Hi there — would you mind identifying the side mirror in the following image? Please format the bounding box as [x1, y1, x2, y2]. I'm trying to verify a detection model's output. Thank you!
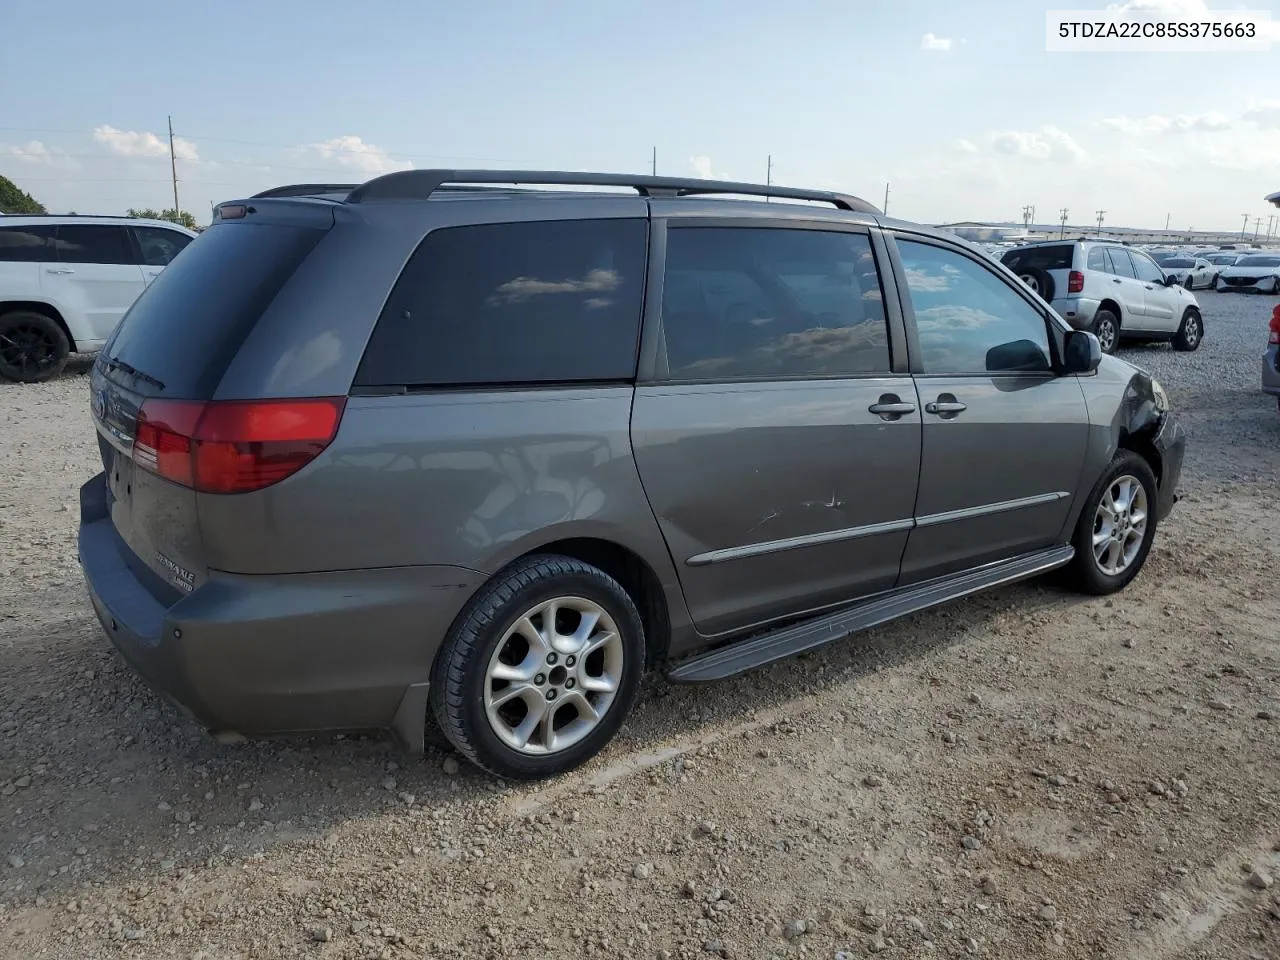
[1062, 330, 1101, 374]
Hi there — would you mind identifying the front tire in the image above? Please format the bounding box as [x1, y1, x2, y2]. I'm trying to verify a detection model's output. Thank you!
[0, 311, 70, 383]
[1182, 275, 1193, 290]
[431, 555, 645, 780]
[1092, 309, 1120, 354]
[1172, 308, 1202, 351]
[1066, 450, 1159, 595]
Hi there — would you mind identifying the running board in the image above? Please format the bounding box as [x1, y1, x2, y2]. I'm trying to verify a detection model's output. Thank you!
[667, 546, 1074, 683]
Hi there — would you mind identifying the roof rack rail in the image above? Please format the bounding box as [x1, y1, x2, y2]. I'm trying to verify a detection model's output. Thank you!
[251, 183, 359, 199]
[344, 169, 879, 213]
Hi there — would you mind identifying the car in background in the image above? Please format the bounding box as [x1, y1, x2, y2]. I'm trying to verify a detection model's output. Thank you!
[1153, 253, 1216, 290]
[0, 215, 196, 383]
[1200, 251, 1246, 275]
[1001, 239, 1203, 353]
[1264, 304, 1280, 413]
[1215, 254, 1280, 294]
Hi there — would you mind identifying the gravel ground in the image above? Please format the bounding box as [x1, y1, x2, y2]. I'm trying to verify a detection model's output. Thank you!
[1, 291, 1278, 960]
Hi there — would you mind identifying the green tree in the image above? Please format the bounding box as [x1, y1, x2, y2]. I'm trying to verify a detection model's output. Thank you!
[127, 207, 199, 230]
[0, 174, 46, 214]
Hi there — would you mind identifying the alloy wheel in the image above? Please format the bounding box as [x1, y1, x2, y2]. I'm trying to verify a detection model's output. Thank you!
[1096, 318, 1117, 353]
[0, 323, 59, 378]
[483, 596, 624, 755]
[1092, 475, 1148, 576]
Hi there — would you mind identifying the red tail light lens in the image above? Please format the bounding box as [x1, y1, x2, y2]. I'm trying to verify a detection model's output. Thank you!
[133, 398, 345, 494]
[1067, 270, 1085, 294]
[1270, 306, 1280, 345]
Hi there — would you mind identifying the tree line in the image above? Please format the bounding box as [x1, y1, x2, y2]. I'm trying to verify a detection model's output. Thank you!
[2, 174, 198, 228]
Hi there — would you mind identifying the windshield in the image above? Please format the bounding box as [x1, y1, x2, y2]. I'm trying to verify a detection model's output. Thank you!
[1236, 256, 1280, 267]
[1159, 258, 1193, 268]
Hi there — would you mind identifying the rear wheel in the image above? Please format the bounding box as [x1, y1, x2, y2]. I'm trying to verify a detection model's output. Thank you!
[1066, 450, 1159, 595]
[1018, 268, 1056, 302]
[0, 311, 70, 383]
[431, 555, 645, 780]
[1092, 309, 1120, 354]
[1172, 309, 1202, 351]
[1182, 275, 1193, 289]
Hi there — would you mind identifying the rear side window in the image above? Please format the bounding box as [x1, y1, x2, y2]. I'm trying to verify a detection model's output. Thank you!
[356, 219, 647, 388]
[53, 225, 134, 265]
[1000, 245, 1074, 272]
[660, 227, 890, 380]
[105, 222, 326, 398]
[1086, 247, 1107, 271]
[0, 224, 54, 262]
[1105, 248, 1137, 278]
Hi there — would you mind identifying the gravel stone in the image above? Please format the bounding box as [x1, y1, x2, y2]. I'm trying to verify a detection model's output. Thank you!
[442, 756, 460, 776]
[632, 862, 654, 880]
[1248, 870, 1274, 890]
[1038, 905, 1058, 923]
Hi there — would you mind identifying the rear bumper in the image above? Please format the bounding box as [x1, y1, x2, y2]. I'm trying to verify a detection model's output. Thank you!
[1262, 345, 1280, 396]
[77, 473, 484, 749]
[1152, 412, 1186, 521]
[1050, 296, 1100, 330]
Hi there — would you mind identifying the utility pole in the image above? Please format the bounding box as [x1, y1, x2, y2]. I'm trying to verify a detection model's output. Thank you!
[766, 155, 772, 186]
[1059, 207, 1069, 238]
[1253, 216, 1263, 241]
[1021, 204, 1034, 231]
[651, 146, 656, 176]
[1095, 209, 1105, 233]
[167, 115, 180, 217]
[1268, 214, 1277, 241]
[1164, 212, 1171, 232]
[1241, 213, 1250, 239]
[883, 182, 889, 215]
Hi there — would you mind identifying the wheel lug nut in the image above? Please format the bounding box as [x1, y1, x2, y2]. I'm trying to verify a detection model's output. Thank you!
[534, 674, 546, 686]
[565, 678, 576, 689]
[546, 653, 558, 665]
[566, 655, 576, 667]
[546, 689, 558, 701]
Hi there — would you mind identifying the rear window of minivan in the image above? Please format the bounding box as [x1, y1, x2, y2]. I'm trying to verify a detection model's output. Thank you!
[1000, 245, 1074, 272]
[103, 222, 327, 398]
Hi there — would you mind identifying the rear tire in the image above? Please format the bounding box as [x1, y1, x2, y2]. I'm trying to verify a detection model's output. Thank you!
[1172, 308, 1202, 352]
[1183, 275, 1193, 290]
[431, 554, 645, 780]
[1066, 450, 1159, 596]
[1092, 309, 1120, 354]
[0, 310, 70, 383]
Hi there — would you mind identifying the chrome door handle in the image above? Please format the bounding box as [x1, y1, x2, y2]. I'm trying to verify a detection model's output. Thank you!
[45, 268, 75, 275]
[925, 399, 968, 416]
[868, 397, 916, 420]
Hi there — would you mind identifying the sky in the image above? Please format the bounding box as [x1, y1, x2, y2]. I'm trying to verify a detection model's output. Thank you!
[2, 0, 1279, 232]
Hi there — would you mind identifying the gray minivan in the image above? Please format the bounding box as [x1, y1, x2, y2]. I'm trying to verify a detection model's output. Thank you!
[79, 171, 1185, 779]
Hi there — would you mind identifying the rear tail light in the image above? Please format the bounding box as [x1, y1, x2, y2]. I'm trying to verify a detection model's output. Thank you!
[133, 398, 346, 494]
[1067, 270, 1085, 294]
[1270, 305, 1280, 345]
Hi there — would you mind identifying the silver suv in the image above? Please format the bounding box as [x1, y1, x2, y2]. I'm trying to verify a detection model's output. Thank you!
[78, 171, 1186, 779]
[1002, 240, 1204, 354]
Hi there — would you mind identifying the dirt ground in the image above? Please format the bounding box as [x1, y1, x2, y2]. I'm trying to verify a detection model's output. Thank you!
[2, 293, 1278, 959]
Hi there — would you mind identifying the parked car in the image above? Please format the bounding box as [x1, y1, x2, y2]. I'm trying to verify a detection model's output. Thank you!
[1264, 304, 1280, 413]
[1200, 251, 1246, 275]
[0, 215, 196, 383]
[1216, 254, 1280, 293]
[78, 170, 1186, 779]
[1153, 253, 1217, 290]
[1001, 240, 1204, 354]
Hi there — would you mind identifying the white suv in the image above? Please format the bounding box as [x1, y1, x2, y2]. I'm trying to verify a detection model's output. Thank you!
[0, 215, 196, 382]
[1000, 240, 1203, 354]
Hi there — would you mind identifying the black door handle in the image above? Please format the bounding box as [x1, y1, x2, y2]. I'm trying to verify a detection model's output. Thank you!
[1112, 278, 1122, 283]
[925, 394, 967, 418]
[868, 394, 916, 421]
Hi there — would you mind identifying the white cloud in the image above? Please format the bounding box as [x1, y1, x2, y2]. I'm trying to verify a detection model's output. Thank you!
[689, 155, 717, 179]
[920, 32, 953, 51]
[1243, 100, 1280, 128]
[309, 135, 409, 175]
[956, 139, 979, 154]
[1099, 112, 1231, 136]
[93, 124, 198, 161]
[990, 126, 1089, 163]
[3, 140, 52, 163]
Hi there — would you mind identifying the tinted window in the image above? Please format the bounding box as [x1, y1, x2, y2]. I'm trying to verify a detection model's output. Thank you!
[660, 228, 889, 380]
[134, 226, 192, 266]
[53, 225, 134, 265]
[1105, 248, 1137, 278]
[1086, 247, 1107, 271]
[105, 222, 326, 398]
[0, 224, 54, 262]
[1161, 258, 1194, 268]
[356, 219, 647, 387]
[1130, 251, 1166, 283]
[1001, 245, 1074, 272]
[1238, 256, 1280, 267]
[897, 239, 1052, 375]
